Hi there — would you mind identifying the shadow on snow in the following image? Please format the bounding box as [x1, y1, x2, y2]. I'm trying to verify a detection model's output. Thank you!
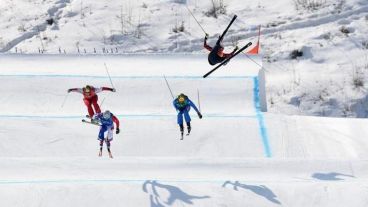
[143, 180, 210, 206]
[222, 181, 281, 205]
[312, 172, 355, 181]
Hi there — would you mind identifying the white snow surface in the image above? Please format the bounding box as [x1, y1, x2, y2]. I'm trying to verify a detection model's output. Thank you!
[0, 55, 368, 206]
[1, 0, 368, 206]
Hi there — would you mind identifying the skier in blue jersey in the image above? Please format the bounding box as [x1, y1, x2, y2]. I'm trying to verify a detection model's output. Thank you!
[173, 93, 202, 139]
[92, 110, 120, 158]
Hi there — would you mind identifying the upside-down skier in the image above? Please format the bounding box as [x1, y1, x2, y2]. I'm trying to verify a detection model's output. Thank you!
[67, 85, 116, 117]
[204, 33, 238, 66]
[202, 15, 252, 78]
[92, 110, 120, 158]
[173, 93, 202, 139]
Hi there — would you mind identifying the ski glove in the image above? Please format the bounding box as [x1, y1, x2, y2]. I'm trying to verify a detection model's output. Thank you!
[205, 33, 209, 40]
[67, 89, 72, 93]
[112, 88, 116, 92]
[116, 128, 120, 134]
[198, 112, 203, 119]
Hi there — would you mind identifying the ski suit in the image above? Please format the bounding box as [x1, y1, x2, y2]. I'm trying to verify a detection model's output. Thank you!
[68, 86, 114, 117]
[93, 112, 120, 142]
[173, 97, 200, 125]
[204, 37, 237, 65]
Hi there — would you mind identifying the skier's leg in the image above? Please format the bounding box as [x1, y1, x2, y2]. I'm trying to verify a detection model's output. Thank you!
[91, 95, 101, 114]
[106, 126, 114, 158]
[98, 126, 108, 157]
[99, 140, 103, 156]
[186, 121, 191, 134]
[177, 112, 185, 138]
[177, 112, 184, 132]
[184, 110, 192, 134]
[98, 125, 108, 140]
[183, 110, 192, 123]
[83, 98, 94, 117]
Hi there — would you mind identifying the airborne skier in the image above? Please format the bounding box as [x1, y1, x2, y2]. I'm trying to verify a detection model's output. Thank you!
[173, 93, 202, 139]
[202, 15, 253, 78]
[203, 15, 239, 66]
[92, 110, 120, 158]
[204, 33, 238, 66]
[67, 85, 116, 117]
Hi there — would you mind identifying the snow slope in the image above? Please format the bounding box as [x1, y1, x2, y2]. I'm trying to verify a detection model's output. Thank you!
[1, 55, 368, 206]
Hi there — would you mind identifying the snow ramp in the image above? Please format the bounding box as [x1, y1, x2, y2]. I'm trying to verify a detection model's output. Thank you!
[0, 54, 368, 207]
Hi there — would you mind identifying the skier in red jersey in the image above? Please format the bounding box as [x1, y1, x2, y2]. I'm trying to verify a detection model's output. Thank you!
[68, 85, 116, 117]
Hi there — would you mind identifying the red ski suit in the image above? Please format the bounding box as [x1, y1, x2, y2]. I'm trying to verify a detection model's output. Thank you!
[68, 86, 114, 117]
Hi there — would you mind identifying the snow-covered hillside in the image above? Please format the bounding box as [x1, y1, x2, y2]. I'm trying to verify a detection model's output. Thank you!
[1, 0, 368, 117]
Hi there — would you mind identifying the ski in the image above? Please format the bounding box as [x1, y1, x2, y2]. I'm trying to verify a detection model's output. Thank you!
[203, 41, 253, 78]
[82, 119, 101, 126]
[216, 15, 237, 45]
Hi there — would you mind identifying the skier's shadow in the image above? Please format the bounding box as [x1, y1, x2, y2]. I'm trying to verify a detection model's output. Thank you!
[222, 181, 281, 205]
[142, 180, 210, 206]
[312, 172, 355, 181]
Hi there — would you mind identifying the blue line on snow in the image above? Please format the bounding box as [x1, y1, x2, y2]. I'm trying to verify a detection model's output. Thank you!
[252, 77, 271, 158]
[0, 74, 254, 79]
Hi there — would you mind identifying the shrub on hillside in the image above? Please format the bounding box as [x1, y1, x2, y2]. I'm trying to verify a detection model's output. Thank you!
[339, 26, 350, 34]
[172, 21, 185, 33]
[205, 0, 226, 18]
[290, 49, 303, 59]
[293, 0, 327, 11]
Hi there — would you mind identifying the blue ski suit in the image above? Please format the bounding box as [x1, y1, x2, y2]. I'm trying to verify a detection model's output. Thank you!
[93, 113, 120, 141]
[173, 97, 200, 125]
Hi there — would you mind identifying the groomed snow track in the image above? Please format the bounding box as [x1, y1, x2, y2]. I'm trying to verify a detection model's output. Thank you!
[0, 54, 368, 207]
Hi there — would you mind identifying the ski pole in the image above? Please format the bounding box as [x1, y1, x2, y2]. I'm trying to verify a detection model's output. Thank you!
[61, 93, 69, 108]
[163, 75, 175, 100]
[104, 62, 116, 89]
[197, 89, 201, 112]
[100, 97, 106, 108]
[185, 5, 207, 34]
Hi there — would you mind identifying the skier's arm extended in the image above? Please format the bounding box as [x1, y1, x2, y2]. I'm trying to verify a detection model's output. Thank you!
[67, 88, 83, 94]
[188, 99, 202, 118]
[112, 115, 120, 134]
[204, 34, 212, 52]
[94, 87, 116, 93]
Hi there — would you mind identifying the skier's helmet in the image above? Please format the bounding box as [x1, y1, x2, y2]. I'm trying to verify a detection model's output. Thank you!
[103, 110, 112, 119]
[178, 93, 186, 103]
[84, 85, 92, 93]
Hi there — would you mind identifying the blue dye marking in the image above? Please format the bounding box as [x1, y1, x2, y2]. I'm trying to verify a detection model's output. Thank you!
[252, 77, 271, 158]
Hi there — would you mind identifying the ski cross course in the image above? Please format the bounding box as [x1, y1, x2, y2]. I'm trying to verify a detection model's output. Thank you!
[0, 54, 270, 157]
[1, 54, 368, 206]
